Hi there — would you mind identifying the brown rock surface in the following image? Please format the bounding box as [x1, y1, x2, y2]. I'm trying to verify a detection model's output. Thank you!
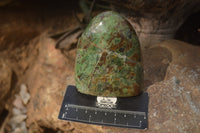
[25, 36, 104, 132]
[25, 38, 200, 133]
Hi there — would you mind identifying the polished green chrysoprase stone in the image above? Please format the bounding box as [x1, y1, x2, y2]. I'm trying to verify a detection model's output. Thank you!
[75, 11, 143, 97]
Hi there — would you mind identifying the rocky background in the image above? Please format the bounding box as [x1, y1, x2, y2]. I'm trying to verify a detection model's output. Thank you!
[0, 0, 200, 133]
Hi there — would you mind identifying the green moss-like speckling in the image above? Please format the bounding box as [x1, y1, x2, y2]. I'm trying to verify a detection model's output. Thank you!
[75, 11, 143, 97]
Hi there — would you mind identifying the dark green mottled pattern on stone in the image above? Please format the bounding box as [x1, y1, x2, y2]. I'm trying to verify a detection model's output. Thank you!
[75, 11, 143, 97]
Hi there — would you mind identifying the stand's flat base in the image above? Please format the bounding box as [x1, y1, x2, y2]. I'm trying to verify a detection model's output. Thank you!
[58, 86, 149, 129]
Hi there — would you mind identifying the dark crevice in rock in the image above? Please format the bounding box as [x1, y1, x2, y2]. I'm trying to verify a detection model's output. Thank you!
[9, 71, 18, 94]
[41, 126, 57, 133]
[0, 108, 9, 128]
[175, 11, 200, 45]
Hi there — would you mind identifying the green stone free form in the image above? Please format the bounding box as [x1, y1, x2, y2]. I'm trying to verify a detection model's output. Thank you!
[75, 11, 143, 97]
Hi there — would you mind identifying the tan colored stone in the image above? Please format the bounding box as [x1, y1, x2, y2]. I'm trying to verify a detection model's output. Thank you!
[26, 36, 104, 132]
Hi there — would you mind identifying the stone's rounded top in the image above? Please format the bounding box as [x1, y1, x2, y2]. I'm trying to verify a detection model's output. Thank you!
[75, 11, 143, 97]
[79, 11, 139, 57]
[84, 11, 133, 37]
